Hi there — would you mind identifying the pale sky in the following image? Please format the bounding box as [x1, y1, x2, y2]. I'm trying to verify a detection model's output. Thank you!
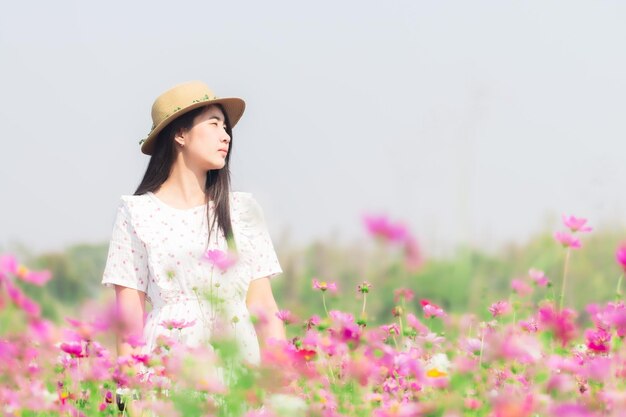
[1, 1, 625, 257]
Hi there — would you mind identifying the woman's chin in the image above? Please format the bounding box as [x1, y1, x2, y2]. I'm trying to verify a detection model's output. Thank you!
[204, 160, 226, 171]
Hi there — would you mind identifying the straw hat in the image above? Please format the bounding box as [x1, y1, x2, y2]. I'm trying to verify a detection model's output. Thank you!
[139, 81, 246, 155]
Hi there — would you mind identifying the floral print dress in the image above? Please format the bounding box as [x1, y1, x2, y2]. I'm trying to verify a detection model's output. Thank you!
[101, 191, 282, 366]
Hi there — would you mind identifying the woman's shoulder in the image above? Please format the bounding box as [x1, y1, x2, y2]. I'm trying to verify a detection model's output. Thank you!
[230, 191, 266, 228]
[111, 194, 153, 221]
[117, 193, 152, 209]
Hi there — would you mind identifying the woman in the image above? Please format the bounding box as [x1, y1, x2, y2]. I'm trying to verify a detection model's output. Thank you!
[101, 81, 286, 385]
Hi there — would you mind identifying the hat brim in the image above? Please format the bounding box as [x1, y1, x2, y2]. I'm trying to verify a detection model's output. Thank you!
[140, 97, 246, 155]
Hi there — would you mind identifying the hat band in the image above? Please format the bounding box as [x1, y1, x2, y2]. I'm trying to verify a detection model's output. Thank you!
[138, 94, 220, 145]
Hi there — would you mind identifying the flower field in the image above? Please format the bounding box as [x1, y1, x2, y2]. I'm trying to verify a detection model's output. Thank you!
[1, 214, 626, 416]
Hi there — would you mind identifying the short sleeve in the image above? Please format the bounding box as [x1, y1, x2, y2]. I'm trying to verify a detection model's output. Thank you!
[101, 198, 149, 293]
[233, 193, 283, 281]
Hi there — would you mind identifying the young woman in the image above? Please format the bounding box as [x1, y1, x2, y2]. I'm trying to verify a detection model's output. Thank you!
[101, 81, 286, 378]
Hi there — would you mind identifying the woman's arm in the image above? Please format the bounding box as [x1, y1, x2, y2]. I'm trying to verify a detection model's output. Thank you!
[246, 277, 286, 347]
[113, 286, 145, 412]
[114, 285, 146, 359]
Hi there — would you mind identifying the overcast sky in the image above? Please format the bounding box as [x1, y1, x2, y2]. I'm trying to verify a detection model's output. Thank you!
[1, 1, 625, 257]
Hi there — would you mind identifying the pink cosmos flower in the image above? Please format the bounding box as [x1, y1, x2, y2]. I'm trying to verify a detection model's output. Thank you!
[60, 342, 85, 358]
[460, 337, 482, 354]
[406, 313, 429, 335]
[131, 354, 150, 366]
[511, 279, 533, 296]
[380, 323, 400, 337]
[124, 333, 146, 348]
[421, 299, 446, 319]
[304, 314, 321, 330]
[585, 327, 611, 353]
[489, 301, 511, 318]
[529, 268, 549, 287]
[15, 265, 52, 286]
[562, 214, 592, 233]
[519, 319, 538, 333]
[159, 318, 196, 331]
[362, 214, 409, 243]
[538, 303, 578, 347]
[202, 249, 238, 271]
[275, 309, 295, 325]
[4, 280, 40, 317]
[553, 231, 582, 249]
[312, 278, 337, 293]
[393, 288, 414, 303]
[0, 253, 18, 276]
[28, 318, 55, 342]
[616, 242, 626, 271]
[329, 310, 354, 324]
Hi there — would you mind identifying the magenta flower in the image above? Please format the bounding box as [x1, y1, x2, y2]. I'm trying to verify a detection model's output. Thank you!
[202, 249, 238, 271]
[562, 214, 593, 233]
[553, 231, 582, 249]
[123, 333, 146, 348]
[159, 318, 196, 331]
[585, 327, 611, 353]
[312, 278, 337, 293]
[275, 309, 295, 325]
[616, 242, 626, 271]
[529, 268, 549, 287]
[131, 353, 150, 365]
[421, 299, 446, 319]
[15, 265, 52, 286]
[4, 280, 40, 317]
[362, 214, 409, 243]
[538, 303, 578, 347]
[488, 301, 511, 318]
[60, 342, 85, 358]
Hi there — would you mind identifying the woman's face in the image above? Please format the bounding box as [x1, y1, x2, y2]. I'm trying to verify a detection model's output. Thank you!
[178, 105, 231, 170]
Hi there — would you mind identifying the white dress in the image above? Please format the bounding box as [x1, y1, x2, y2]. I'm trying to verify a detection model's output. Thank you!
[101, 191, 282, 366]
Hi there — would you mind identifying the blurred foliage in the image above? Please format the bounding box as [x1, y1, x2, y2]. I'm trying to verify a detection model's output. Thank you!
[7, 227, 625, 327]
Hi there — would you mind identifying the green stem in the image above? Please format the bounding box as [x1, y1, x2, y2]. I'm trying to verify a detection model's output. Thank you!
[327, 360, 336, 382]
[509, 293, 516, 326]
[478, 331, 485, 368]
[559, 248, 571, 312]
[361, 294, 367, 318]
[397, 315, 404, 342]
[322, 293, 329, 317]
[616, 273, 624, 302]
[391, 335, 399, 349]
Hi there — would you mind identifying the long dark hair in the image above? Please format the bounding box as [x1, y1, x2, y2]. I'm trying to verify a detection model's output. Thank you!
[134, 104, 236, 252]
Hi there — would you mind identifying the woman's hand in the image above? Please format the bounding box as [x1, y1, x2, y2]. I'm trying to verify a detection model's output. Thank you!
[114, 285, 146, 362]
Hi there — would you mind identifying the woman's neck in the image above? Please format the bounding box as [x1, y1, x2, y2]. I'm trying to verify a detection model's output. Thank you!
[155, 162, 208, 207]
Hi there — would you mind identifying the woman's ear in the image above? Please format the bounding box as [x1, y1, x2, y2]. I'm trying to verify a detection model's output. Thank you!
[174, 128, 186, 148]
